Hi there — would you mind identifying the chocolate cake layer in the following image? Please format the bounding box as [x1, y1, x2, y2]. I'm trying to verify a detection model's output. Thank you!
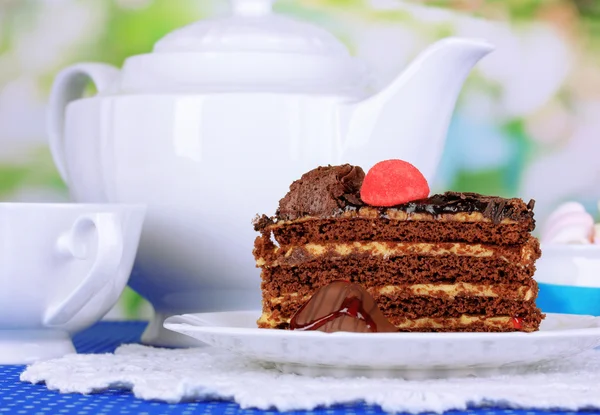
[258, 217, 533, 246]
[255, 238, 540, 268]
[265, 294, 538, 320]
[258, 254, 536, 298]
[263, 281, 538, 303]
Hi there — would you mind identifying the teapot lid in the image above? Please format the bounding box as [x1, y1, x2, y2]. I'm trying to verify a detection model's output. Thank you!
[118, 0, 368, 95]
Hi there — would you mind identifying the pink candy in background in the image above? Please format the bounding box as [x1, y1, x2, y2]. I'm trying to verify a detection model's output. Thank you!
[541, 201, 599, 245]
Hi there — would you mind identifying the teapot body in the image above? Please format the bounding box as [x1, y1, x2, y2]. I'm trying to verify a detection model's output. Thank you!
[62, 92, 359, 344]
[49, 0, 494, 346]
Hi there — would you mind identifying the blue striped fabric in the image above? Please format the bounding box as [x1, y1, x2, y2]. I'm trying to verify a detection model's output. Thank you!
[1, 321, 598, 415]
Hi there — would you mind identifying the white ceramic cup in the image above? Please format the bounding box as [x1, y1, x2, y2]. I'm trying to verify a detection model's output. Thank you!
[535, 244, 600, 287]
[0, 203, 146, 364]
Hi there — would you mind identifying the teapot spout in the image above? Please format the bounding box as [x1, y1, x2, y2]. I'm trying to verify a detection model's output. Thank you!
[341, 37, 494, 183]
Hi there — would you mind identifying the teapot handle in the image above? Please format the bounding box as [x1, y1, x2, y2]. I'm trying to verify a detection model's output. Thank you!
[47, 63, 120, 183]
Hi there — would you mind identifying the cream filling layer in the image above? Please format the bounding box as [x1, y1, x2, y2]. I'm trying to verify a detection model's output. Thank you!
[256, 241, 535, 267]
[392, 315, 515, 330]
[378, 283, 535, 301]
[350, 208, 518, 224]
[258, 313, 519, 330]
[266, 283, 534, 306]
[267, 209, 520, 229]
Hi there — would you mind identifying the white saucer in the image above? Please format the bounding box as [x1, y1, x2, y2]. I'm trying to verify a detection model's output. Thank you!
[164, 311, 600, 379]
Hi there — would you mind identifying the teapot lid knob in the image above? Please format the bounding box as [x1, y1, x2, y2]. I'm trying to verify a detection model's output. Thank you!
[231, 0, 274, 17]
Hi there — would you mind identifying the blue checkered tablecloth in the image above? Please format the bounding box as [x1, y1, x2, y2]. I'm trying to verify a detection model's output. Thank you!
[1, 321, 599, 415]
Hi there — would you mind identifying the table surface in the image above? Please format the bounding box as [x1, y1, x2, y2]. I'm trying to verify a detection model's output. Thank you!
[1, 321, 599, 415]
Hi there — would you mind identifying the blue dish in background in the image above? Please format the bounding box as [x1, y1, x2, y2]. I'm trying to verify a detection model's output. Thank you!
[535, 244, 600, 316]
[536, 283, 600, 316]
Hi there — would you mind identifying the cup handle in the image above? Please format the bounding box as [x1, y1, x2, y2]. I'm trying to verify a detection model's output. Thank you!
[47, 63, 120, 184]
[44, 213, 124, 327]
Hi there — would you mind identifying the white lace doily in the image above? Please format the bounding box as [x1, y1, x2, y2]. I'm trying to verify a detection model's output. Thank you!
[20, 345, 600, 413]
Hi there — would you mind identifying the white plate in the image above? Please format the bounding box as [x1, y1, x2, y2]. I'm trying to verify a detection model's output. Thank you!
[164, 311, 600, 379]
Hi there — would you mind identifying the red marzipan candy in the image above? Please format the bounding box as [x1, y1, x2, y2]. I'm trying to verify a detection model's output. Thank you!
[360, 159, 430, 207]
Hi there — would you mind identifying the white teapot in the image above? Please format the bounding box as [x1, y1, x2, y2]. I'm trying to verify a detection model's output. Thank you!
[47, 0, 493, 346]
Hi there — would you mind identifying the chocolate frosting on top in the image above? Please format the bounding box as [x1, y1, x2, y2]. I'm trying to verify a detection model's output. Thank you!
[253, 164, 535, 230]
[400, 191, 535, 225]
[276, 164, 365, 221]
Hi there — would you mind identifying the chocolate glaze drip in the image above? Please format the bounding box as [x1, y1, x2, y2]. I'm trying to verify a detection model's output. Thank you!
[289, 281, 398, 333]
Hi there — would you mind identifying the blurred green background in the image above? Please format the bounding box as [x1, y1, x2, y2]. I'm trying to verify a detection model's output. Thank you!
[1, 0, 599, 319]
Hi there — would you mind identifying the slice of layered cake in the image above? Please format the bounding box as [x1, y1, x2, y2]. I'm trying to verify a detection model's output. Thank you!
[253, 161, 544, 332]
